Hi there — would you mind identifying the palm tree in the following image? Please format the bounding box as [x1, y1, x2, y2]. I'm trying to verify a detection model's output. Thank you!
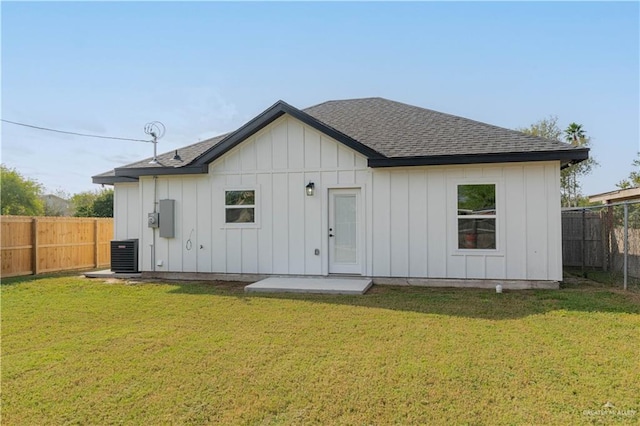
[564, 122, 585, 146]
[563, 123, 586, 206]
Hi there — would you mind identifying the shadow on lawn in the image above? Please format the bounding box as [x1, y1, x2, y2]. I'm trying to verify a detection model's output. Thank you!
[1, 270, 98, 286]
[164, 280, 640, 320]
[4, 272, 638, 320]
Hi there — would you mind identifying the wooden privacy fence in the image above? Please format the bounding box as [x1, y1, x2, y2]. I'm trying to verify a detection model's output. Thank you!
[562, 203, 640, 280]
[562, 210, 606, 268]
[1, 216, 114, 278]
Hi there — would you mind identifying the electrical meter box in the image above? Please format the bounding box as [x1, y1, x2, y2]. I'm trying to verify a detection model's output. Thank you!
[158, 199, 175, 238]
[147, 212, 159, 228]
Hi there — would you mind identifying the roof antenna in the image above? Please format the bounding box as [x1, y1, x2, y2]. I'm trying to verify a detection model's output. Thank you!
[144, 121, 165, 164]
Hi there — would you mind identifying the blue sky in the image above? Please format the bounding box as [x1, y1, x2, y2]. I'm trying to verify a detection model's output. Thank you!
[2, 1, 638, 196]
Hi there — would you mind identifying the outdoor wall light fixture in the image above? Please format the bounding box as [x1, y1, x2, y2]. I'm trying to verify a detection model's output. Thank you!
[305, 181, 315, 196]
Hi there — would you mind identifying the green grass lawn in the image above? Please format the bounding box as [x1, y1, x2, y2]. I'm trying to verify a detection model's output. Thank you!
[2, 275, 639, 425]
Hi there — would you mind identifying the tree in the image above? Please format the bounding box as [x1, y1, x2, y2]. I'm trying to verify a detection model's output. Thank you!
[563, 123, 597, 207]
[0, 164, 44, 216]
[517, 117, 597, 207]
[70, 191, 97, 217]
[517, 115, 563, 141]
[70, 189, 113, 217]
[564, 122, 585, 143]
[92, 189, 114, 217]
[616, 153, 640, 189]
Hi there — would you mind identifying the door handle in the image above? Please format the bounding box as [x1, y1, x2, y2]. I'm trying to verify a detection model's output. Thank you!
[329, 233, 334, 237]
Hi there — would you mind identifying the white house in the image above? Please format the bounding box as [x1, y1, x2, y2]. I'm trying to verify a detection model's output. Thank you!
[94, 98, 588, 288]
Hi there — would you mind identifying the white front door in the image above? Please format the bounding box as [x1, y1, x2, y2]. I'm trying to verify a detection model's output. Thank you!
[329, 188, 361, 274]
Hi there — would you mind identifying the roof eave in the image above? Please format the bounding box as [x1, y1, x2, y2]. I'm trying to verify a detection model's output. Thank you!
[91, 175, 138, 185]
[91, 164, 209, 184]
[113, 165, 209, 178]
[367, 149, 590, 168]
[558, 147, 590, 169]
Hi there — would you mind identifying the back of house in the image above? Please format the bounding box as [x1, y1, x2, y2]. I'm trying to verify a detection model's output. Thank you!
[94, 97, 588, 289]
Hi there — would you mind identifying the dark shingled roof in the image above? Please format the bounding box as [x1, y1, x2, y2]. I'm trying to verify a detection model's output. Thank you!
[93, 134, 229, 184]
[119, 133, 229, 170]
[303, 98, 578, 158]
[93, 97, 588, 184]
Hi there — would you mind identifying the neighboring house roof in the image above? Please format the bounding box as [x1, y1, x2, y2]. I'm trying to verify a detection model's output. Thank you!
[93, 97, 589, 184]
[589, 187, 640, 204]
[42, 194, 72, 216]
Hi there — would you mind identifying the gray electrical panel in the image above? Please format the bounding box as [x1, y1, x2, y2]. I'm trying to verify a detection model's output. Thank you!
[159, 199, 175, 238]
[148, 212, 159, 228]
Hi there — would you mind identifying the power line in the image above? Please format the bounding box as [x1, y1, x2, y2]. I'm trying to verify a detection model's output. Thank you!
[0, 119, 152, 143]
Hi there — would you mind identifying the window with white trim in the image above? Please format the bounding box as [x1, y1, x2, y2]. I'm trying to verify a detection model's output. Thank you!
[225, 190, 255, 224]
[457, 184, 496, 249]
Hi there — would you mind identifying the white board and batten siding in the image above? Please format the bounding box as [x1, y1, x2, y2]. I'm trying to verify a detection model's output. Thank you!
[370, 162, 562, 281]
[113, 182, 143, 272]
[134, 115, 369, 276]
[113, 182, 140, 241]
[115, 113, 563, 282]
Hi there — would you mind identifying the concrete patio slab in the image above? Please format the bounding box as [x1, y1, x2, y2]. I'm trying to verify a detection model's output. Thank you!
[84, 269, 142, 279]
[245, 277, 372, 295]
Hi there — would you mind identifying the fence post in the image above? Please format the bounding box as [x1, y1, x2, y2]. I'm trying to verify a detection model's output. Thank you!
[604, 205, 612, 272]
[94, 219, 99, 268]
[31, 217, 39, 275]
[624, 202, 628, 291]
[581, 208, 586, 278]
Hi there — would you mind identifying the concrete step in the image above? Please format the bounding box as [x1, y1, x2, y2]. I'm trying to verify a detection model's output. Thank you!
[245, 277, 372, 295]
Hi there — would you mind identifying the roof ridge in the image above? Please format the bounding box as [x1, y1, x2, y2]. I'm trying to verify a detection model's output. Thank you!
[303, 97, 386, 111]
